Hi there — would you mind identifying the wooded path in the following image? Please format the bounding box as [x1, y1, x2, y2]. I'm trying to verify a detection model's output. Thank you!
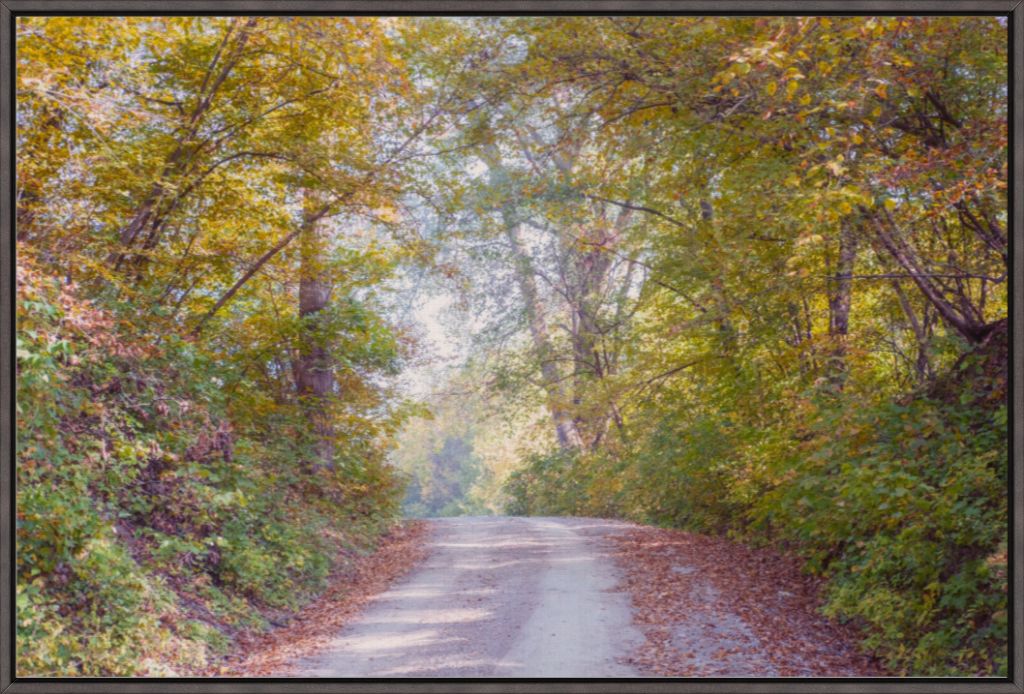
[280, 516, 874, 678]
[287, 517, 640, 677]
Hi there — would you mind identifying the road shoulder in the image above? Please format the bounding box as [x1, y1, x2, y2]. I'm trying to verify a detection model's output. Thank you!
[610, 524, 884, 677]
[217, 520, 431, 676]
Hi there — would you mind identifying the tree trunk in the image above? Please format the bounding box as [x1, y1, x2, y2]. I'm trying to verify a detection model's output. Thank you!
[506, 225, 583, 451]
[295, 193, 335, 473]
[481, 146, 582, 451]
[867, 209, 994, 344]
[826, 219, 858, 389]
[568, 204, 628, 450]
[891, 279, 934, 384]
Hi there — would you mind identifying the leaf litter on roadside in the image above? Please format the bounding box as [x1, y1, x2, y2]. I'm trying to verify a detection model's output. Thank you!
[214, 521, 431, 677]
[610, 525, 886, 677]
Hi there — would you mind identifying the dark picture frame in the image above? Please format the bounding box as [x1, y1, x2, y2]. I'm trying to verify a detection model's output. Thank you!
[1, 2, 1021, 692]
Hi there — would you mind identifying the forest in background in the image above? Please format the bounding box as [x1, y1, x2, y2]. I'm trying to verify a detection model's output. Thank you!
[15, 16, 1007, 676]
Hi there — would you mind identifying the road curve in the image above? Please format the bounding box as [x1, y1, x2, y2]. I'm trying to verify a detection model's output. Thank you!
[286, 516, 644, 678]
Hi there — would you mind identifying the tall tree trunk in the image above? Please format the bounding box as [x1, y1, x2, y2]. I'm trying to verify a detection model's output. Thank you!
[295, 193, 335, 473]
[568, 204, 629, 450]
[481, 146, 582, 450]
[506, 225, 583, 451]
[826, 219, 858, 389]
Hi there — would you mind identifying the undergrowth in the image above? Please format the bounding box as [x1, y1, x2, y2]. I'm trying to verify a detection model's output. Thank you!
[16, 258, 405, 676]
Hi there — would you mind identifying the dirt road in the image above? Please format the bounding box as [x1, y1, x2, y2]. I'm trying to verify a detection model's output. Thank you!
[287, 516, 643, 677]
[282, 515, 874, 678]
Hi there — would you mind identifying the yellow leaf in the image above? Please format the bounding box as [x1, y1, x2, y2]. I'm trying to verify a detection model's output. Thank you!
[765, 81, 778, 97]
[826, 159, 847, 176]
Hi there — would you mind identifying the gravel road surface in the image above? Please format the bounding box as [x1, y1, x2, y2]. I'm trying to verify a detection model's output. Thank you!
[288, 516, 644, 677]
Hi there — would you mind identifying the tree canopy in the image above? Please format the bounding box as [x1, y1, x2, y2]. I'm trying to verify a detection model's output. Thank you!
[15, 15, 1008, 677]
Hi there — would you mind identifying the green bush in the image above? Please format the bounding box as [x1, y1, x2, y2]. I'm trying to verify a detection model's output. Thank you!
[750, 395, 1007, 675]
[505, 449, 600, 516]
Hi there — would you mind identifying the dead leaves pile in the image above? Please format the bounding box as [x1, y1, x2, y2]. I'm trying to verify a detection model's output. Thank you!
[611, 525, 885, 678]
[214, 521, 431, 677]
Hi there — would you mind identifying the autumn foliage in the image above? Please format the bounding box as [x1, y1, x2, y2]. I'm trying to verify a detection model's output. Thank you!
[15, 17, 420, 675]
[15, 15, 1008, 678]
